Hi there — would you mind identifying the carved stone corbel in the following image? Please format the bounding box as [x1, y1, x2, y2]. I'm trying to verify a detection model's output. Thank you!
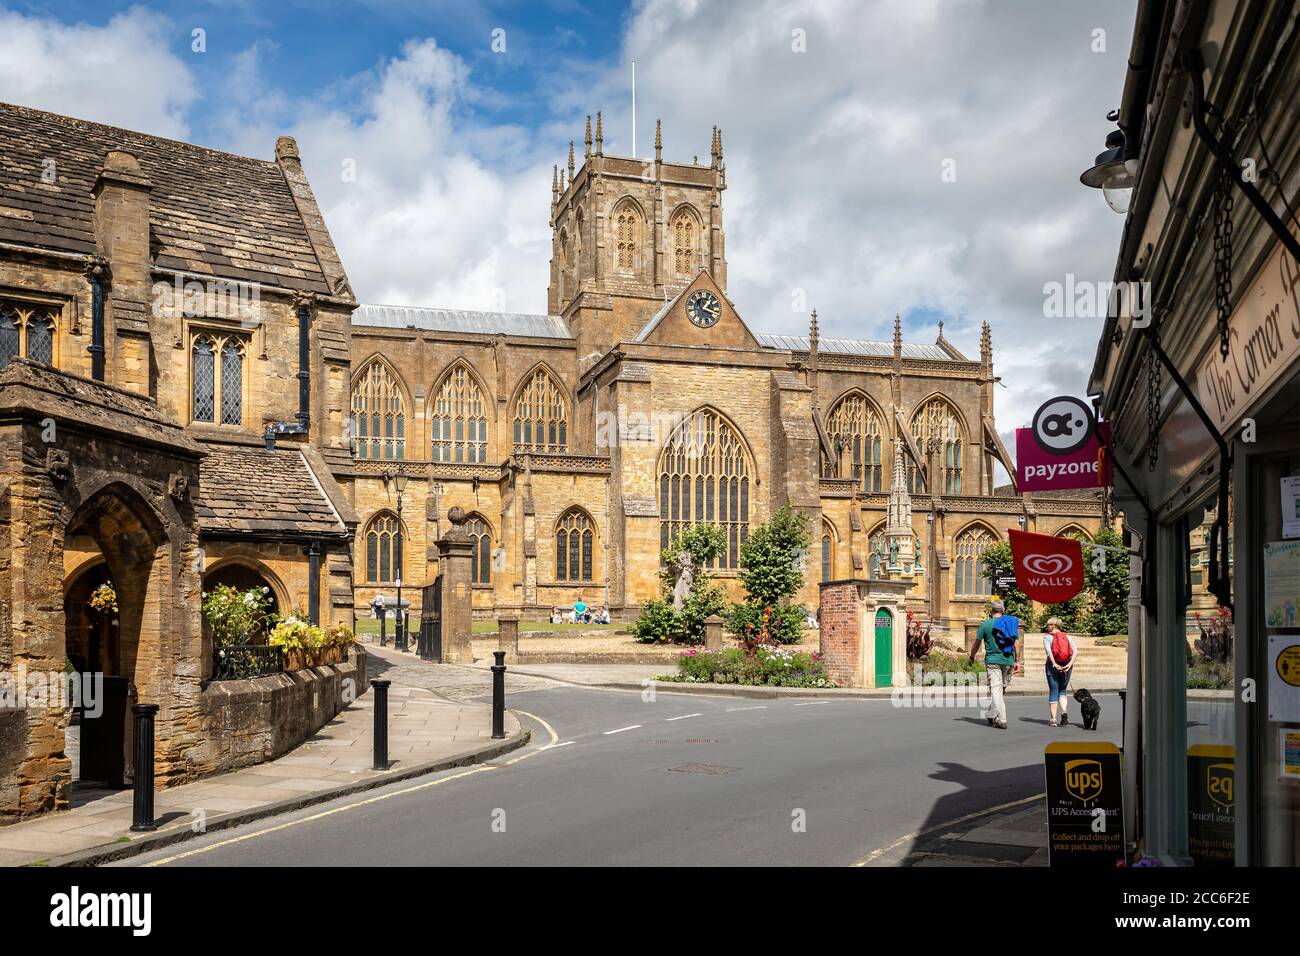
[45, 449, 71, 483]
[169, 472, 189, 504]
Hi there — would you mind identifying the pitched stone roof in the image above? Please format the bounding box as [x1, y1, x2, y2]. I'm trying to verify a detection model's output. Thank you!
[0, 101, 331, 294]
[353, 303, 572, 339]
[196, 446, 347, 537]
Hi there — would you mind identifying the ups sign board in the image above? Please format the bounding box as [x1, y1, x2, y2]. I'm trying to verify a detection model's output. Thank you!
[1187, 745, 1235, 867]
[1044, 741, 1124, 867]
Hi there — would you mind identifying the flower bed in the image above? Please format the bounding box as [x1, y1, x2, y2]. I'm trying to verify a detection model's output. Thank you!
[656, 646, 839, 688]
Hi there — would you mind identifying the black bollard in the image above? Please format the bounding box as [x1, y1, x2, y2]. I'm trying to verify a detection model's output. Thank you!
[371, 678, 391, 770]
[491, 651, 506, 739]
[130, 704, 159, 832]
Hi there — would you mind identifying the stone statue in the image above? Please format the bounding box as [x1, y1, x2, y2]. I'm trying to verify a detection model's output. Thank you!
[671, 549, 696, 612]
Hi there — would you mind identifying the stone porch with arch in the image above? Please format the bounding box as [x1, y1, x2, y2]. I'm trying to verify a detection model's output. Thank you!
[0, 362, 363, 824]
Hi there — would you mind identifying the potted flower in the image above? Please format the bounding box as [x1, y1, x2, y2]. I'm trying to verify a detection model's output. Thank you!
[326, 624, 356, 663]
[88, 581, 118, 616]
[268, 616, 309, 671]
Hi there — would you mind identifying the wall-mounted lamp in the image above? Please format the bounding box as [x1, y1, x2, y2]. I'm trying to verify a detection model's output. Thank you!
[1080, 111, 1138, 214]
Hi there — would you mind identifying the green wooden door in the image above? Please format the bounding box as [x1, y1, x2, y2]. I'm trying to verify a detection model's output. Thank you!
[873, 608, 893, 688]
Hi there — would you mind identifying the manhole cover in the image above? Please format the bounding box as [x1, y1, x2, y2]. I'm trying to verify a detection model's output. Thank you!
[667, 763, 739, 776]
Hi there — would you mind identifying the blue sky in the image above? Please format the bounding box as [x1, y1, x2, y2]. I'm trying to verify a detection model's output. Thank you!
[14, 1, 630, 153]
[0, 1, 1138, 444]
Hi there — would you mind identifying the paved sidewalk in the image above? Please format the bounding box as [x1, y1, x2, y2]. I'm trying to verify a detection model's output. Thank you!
[901, 797, 1049, 866]
[0, 677, 521, 867]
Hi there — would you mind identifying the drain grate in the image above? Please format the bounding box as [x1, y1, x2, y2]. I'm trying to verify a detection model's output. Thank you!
[667, 763, 739, 776]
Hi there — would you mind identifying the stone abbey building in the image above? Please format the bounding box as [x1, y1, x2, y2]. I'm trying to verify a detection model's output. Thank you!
[348, 115, 1104, 621]
[0, 101, 1099, 816]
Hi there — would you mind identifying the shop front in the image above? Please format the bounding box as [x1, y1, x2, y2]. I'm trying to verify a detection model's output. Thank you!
[1086, 0, 1299, 865]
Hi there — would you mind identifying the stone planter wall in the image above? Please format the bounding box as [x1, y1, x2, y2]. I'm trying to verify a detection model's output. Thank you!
[193, 647, 367, 777]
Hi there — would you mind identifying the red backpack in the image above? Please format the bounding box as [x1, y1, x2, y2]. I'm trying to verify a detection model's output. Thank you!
[1051, 631, 1074, 664]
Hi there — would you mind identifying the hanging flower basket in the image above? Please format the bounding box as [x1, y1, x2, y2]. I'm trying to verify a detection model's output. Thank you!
[88, 582, 119, 616]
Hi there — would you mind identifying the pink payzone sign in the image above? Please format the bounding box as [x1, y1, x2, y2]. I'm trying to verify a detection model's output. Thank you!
[1016, 423, 1113, 493]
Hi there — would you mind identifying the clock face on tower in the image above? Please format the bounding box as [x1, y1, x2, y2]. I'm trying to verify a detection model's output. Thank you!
[685, 289, 722, 328]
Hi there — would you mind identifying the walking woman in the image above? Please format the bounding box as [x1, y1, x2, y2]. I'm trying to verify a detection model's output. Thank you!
[1043, 617, 1078, 726]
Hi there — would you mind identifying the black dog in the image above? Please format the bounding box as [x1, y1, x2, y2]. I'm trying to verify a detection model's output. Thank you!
[1073, 688, 1101, 730]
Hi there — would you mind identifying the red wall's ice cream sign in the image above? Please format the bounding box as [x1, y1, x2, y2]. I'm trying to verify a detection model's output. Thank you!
[1196, 227, 1300, 434]
[1009, 529, 1085, 602]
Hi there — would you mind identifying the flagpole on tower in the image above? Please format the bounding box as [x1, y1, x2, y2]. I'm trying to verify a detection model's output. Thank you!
[631, 60, 637, 159]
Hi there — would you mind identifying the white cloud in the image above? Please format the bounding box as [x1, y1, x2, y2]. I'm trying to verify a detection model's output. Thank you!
[0, 7, 195, 137]
[585, 0, 1135, 446]
[0, 0, 1135, 462]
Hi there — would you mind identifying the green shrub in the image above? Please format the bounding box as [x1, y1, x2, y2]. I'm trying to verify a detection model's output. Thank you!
[630, 599, 678, 644]
[726, 600, 806, 648]
[919, 650, 983, 675]
[1187, 658, 1233, 689]
[659, 645, 838, 688]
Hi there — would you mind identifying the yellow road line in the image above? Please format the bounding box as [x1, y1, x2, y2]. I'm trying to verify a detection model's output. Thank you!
[852, 792, 1044, 866]
[502, 709, 561, 766]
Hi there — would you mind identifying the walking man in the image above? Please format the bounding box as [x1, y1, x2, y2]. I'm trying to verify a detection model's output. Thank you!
[967, 600, 1022, 729]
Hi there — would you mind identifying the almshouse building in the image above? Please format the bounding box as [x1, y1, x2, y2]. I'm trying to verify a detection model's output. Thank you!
[0, 103, 359, 821]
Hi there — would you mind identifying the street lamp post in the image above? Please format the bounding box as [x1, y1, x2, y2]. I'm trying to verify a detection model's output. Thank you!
[386, 466, 410, 652]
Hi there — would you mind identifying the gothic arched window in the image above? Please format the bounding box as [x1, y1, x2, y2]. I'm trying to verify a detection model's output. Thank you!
[671, 209, 698, 274]
[821, 519, 837, 582]
[556, 508, 595, 582]
[613, 200, 641, 273]
[0, 300, 58, 368]
[954, 526, 995, 596]
[352, 360, 406, 460]
[823, 391, 884, 491]
[190, 331, 246, 425]
[514, 367, 568, 453]
[908, 398, 964, 495]
[658, 407, 751, 569]
[467, 514, 492, 584]
[364, 512, 403, 584]
[430, 363, 489, 463]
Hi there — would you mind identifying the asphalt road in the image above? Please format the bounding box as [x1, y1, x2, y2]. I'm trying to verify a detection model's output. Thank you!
[120, 682, 1123, 867]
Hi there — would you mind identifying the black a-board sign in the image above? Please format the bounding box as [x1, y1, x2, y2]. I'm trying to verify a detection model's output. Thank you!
[1044, 741, 1125, 866]
[1187, 744, 1236, 866]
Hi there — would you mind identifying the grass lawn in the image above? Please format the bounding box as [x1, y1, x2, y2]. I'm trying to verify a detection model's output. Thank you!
[354, 617, 623, 637]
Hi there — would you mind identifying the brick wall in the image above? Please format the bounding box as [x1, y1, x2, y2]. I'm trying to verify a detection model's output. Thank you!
[818, 580, 862, 687]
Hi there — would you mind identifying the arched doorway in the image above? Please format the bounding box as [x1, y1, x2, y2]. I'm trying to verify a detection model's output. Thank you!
[202, 562, 282, 619]
[63, 484, 169, 789]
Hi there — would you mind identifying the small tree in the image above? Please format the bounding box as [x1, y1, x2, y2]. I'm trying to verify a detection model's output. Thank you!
[738, 505, 809, 607]
[632, 524, 727, 644]
[1083, 525, 1130, 636]
[978, 541, 1034, 621]
[728, 505, 811, 648]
